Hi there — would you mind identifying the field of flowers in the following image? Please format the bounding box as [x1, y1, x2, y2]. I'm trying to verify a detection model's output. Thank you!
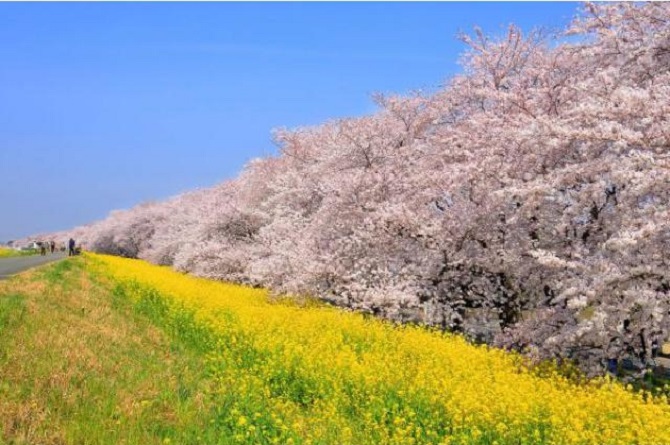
[90, 253, 670, 445]
[0, 247, 21, 257]
[0, 247, 15, 257]
[0, 247, 38, 257]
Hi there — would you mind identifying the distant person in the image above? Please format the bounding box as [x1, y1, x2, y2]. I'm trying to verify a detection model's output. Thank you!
[39, 241, 46, 256]
[68, 238, 76, 257]
[50, 240, 56, 254]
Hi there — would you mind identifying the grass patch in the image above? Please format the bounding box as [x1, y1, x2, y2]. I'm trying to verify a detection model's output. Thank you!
[0, 258, 219, 444]
[0, 293, 25, 335]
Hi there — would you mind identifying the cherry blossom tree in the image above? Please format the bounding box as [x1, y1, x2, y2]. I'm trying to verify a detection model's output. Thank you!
[43, 2, 670, 376]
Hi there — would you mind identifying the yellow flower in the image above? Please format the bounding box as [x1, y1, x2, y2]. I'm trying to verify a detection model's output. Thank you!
[88, 253, 670, 445]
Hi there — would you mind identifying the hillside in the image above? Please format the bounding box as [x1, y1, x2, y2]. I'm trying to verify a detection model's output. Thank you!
[2, 255, 670, 444]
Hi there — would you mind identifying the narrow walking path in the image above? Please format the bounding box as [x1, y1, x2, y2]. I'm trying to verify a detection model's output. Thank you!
[0, 252, 67, 280]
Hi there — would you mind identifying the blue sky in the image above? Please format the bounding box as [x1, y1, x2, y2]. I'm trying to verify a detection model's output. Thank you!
[0, 2, 580, 241]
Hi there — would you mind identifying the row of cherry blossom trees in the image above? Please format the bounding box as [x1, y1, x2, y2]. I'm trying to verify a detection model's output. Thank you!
[40, 3, 669, 375]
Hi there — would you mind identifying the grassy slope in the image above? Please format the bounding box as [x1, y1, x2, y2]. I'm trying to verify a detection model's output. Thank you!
[0, 258, 214, 445]
[2, 256, 670, 445]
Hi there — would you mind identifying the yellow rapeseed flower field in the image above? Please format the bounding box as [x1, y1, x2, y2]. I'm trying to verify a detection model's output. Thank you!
[90, 253, 670, 445]
[0, 247, 34, 257]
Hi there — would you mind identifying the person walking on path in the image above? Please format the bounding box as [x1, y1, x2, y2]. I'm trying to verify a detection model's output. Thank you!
[68, 238, 76, 257]
[50, 240, 55, 254]
[39, 241, 46, 256]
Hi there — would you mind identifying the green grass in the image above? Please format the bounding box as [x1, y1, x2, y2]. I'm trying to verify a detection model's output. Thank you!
[0, 257, 225, 444]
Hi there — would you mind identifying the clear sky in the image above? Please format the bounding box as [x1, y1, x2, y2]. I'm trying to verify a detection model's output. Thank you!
[0, 2, 580, 241]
